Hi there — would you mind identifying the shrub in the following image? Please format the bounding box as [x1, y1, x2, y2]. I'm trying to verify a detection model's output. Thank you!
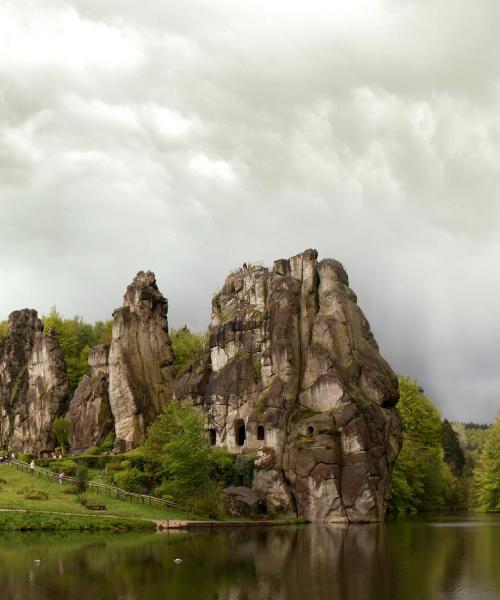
[50, 460, 78, 476]
[170, 327, 208, 371]
[19, 453, 34, 464]
[209, 448, 237, 486]
[113, 468, 151, 494]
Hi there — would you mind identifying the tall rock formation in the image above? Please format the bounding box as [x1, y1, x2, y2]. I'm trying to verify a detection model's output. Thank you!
[109, 271, 175, 451]
[66, 344, 113, 450]
[175, 250, 402, 523]
[0, 309, 69, 452]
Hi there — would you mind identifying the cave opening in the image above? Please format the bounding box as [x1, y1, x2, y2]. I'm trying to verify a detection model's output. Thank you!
[235, 419, 246, 446]
[209, 428, 217, 446]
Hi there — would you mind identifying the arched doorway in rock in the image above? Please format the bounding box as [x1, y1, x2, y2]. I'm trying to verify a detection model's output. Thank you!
[235, 419, 246, 446]
[208, 428, 217, 446]
[307, 425, 315, 437]
[257, 425, 265, 441]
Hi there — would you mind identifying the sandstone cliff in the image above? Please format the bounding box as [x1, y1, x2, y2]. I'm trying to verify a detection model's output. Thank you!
[108, 271, 175, 450]
[66, 344, 113, 450]
[175, 250, 402, 522]
[0, 309, 69, 452]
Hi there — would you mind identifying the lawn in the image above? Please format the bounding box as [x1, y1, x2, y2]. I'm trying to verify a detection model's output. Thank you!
[0, 465, 196, 523]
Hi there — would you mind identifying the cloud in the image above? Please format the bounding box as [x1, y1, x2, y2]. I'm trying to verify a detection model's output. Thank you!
[1, 0, 499, 421]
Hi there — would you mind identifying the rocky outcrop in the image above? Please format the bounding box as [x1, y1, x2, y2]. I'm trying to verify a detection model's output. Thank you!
[66, 345, 113, 450]
[109, 271, 175, 451]
[223, 486, 267, 517]
[175, 249, 402, 523]
[0, 309, 69, 452]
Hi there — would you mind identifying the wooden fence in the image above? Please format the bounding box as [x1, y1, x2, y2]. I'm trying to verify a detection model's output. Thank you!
[10, 459, 191, 513]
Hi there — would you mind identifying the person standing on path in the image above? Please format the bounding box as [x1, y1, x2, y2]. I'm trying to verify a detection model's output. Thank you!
[58, 472, 64, 485]
[30, 460, 35, 473]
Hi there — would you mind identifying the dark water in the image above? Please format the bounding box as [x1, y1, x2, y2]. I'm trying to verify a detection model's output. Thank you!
[0, 515, 499, 600]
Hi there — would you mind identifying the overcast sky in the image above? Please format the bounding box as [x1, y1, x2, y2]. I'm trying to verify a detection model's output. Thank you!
[1, 0, 500, 422]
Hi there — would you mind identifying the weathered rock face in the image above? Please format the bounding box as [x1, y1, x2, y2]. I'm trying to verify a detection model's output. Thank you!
[223, 486, 267, 518]
[66, 345, 113, 450]
[175, 250, 402, 522]
[109, 271, 175, 451]
[0, 309, 69, 452]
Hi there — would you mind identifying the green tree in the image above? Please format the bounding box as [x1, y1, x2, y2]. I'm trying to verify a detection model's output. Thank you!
[390, 377, 462, 513]
[441, 419, 466, 476]
[75, 465, 88, 495]
[143, 401, 217, 510]
[170, 327, 208, 371]
[42, 307, 112, 391]
[473, 415, 500, 511]
[0, 320, 8, 339]
[53, 417, 71, 455]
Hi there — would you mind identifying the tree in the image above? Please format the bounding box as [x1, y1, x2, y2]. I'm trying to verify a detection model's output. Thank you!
[473, 415, 500, 511]
[441, 419, 466, 476]
[53, 417, 71, 455]
[389, 377, 462, 513]
[75, 465, 88, 495]
[143, 401, 216, 507]
[42, 307, 112, 391]
[170, 327, 208, 372]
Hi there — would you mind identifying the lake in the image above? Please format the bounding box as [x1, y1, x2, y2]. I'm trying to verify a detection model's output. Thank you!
[0, 515, 498, 600]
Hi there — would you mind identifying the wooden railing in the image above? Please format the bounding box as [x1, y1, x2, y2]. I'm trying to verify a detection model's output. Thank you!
[10, 459, 191, 513]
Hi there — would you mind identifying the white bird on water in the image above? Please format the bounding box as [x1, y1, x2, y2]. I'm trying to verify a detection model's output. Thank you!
[173, 558, 183, 564]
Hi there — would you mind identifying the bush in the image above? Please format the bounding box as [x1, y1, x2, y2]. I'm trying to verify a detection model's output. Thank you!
[50, 460, 78, 476]
[113, 468, 151, 494]
[18, 453, 34, 463]
[170, 327, 208, 371]
[209, 447, 237, 486]
[97, 432, 115, 453]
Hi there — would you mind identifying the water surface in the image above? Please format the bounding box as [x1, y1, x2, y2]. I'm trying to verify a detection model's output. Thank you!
[0, 514, 498, 600]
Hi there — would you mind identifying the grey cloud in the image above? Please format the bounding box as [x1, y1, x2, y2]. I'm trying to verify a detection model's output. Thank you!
[1, 0, 499, 421]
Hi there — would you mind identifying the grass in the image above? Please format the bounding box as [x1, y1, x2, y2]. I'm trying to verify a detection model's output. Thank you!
[0, 511, 154, 531]
[0, 466, 196, 527]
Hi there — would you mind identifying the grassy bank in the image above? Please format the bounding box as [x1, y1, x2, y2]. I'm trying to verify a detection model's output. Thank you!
[0, 465, 194, 530]
[0, 511, 155, 531]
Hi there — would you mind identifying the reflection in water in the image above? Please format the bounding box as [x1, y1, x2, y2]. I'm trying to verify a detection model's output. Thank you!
[0, 516, 499, 600]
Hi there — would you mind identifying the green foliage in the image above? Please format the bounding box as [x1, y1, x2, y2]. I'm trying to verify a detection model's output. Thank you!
[255, 392, 268, 413]
[144, 401, 219, 511]
[53, 417, 71, 453]
[18, 453, 34, 463]
[97, 431, 116, 453]
[209, 447, 237, 486]
[441, 419, 466, 476]
[389, 377, 464, 513]
[252, 360, 262, 383]
[473, 415, 500, 512]
[170, 327, 208, 372]
[113, 468, 151, 494]
[232, 454, 255, 487]
[42, 306, 112, 391]
[50, 460, 78, 476]
[0, 511, 154, 531]
[0, 320, 8, 339]
[75, 465, 88, 494]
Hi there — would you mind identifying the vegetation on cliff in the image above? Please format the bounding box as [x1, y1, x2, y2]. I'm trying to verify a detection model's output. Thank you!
[42, 307, 112, 391]
[170, 327, 208, 372]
